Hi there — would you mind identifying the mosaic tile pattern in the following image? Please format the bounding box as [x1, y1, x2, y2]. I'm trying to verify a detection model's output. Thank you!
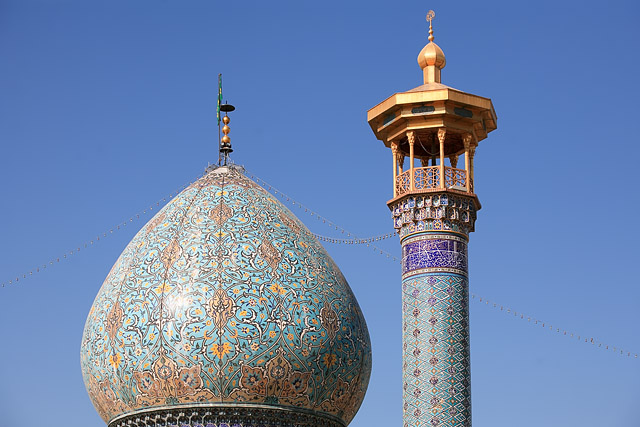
[402, 272, 470, 427]
[390, 191, 474, 427]
[390, 194, 477, 239]
[81, 166, 371, 427]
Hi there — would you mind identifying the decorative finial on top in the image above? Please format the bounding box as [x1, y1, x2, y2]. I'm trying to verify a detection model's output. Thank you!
[417, 10, 446, 84]
[219, 103, 235, 166]
[426, 10, 435, 42]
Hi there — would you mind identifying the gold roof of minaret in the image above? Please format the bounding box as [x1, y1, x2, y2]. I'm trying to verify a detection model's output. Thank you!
[367, 11, 497, 154]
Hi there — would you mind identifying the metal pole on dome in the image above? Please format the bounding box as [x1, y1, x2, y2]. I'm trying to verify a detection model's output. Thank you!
[217, 74, 223, 166]
[219, 101, 235, 166]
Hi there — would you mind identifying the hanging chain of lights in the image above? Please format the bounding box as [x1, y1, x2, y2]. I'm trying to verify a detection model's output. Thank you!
[245, 170, 401, 262]
[1, 168, 636, 360]
[0, 175, 201, 288]
[468, 293, 637, 358]
[246, 171, 638, 361]
[1, 170, 397, 288]
[312, 232, 396, 245]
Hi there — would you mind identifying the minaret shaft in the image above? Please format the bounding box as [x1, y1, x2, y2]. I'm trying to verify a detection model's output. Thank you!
[402, 268, 470, 425]
[368, 12, 497, 426]
[392, 193, 475, 427]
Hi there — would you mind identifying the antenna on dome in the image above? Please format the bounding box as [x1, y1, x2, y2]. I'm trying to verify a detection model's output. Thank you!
[219, 102, 235, 166]
[216, 74, 236, 166]
[217, 74, 223, 165]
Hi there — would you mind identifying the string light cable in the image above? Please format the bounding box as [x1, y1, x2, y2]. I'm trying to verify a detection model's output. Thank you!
[245, 170, 638, 360]
[313, 232, 396, 245]
[1, 166, 636, 359]
[1, 168, 392, 288]
[0, 173, 202, 288]
[245, 169, 401, 262]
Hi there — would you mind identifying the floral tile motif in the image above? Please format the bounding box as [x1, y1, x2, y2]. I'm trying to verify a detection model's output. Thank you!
[81, 166, 371, 426]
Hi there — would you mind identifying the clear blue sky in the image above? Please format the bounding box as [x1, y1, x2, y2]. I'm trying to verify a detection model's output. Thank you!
[1, 1, 639, 426]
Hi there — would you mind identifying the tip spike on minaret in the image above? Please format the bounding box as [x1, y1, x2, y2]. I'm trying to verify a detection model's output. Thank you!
[426, 10, 435, 42]
[418, 10, 446, 84]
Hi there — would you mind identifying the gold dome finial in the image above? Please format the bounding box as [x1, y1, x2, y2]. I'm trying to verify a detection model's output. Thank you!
[219, 103, 235, 165]
[418, 10, 446, 84]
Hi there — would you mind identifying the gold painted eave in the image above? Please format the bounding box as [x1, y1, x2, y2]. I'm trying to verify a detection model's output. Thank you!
[367, 85, 497, 147]
[367, 86, 495, 123]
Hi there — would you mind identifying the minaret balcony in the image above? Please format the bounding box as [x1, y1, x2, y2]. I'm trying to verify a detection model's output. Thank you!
[395, 165, 468, 197]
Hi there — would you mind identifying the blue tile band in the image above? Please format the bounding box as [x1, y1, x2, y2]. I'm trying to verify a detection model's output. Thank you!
[402, 235, 468, 276]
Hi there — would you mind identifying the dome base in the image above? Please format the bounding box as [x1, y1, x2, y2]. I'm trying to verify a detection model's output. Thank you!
[108, 404, 346, 427]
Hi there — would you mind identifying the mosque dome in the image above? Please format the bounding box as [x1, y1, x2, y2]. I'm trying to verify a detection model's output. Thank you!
[81, 165, 372, 427]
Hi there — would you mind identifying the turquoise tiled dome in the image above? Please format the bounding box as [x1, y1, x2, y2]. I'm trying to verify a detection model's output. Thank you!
[80, 166, 372, 427]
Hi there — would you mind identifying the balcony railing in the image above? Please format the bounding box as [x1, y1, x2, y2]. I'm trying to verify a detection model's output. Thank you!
[445, 167, 466, 188]
[395, 166, 468, 197]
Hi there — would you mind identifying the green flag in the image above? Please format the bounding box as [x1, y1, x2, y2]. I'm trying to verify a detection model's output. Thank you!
[217, 74, 223, 125]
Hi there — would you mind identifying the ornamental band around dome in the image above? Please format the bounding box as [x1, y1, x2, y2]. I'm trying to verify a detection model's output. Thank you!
[81, 166, 372, 427]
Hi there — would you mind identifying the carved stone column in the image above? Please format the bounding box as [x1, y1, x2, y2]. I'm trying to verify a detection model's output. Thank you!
[463, 134, 472, 193]
[437, 128, 446, 189]
[392, 141, 400, 197]
[469, 145, 476, 193]
[408, 131, 416, 191]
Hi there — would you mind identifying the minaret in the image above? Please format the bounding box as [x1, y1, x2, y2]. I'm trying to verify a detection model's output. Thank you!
[367, 11, 497, 427]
